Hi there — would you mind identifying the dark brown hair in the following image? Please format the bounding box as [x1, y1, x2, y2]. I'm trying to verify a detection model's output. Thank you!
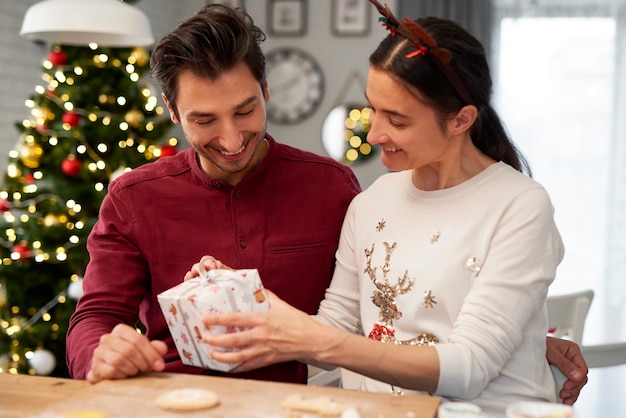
[370, 16, 531, 175]
[149, 4, 266, 119]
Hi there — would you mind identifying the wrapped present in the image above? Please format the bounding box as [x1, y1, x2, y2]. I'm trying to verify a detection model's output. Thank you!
[157, 268, 269, 372]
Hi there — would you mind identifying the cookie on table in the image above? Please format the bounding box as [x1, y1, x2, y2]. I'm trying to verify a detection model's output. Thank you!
[155, 388, 220, 411]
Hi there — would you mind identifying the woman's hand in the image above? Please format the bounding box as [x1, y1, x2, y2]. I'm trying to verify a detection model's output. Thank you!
[199, 290, 322, 371]
[183, 255, 232, 281]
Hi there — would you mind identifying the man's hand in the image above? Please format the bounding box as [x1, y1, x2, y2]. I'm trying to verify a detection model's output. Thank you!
[87, 323, 168, 383]
[546, 336, 589, 405]
[184, 255, 232, 281]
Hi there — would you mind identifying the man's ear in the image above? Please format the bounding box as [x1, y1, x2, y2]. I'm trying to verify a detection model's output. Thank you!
[162, 93, 180, 124]
[263, 79, 270, 102]
[450, 104, 478, 136]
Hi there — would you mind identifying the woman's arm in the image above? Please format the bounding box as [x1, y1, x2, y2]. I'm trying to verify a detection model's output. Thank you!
[200, 290, 441, 393]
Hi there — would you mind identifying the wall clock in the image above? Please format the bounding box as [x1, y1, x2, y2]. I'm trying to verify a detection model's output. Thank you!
[265, 47, 324, 124]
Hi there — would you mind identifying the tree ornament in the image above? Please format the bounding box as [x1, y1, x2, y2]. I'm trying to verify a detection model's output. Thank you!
[36, 123, 48, 134]
[23, 173, 36, 184]
[0, 281, 6, 307]
[61, 155, 82, 177]
[160, 145, 178, 158]
[36, 106, 55, 123]
[18, 143, 44, 168]
[47, 48, 68, 67]
[110, 166, 129, 182]
[0, 354, 10, 371]
[62, 111, 81, 127]
[43, 213, 61, 226]
[67, 278, 84, 300]
[12, 241, 31, 259]
[124, 109, 144, 128]
[28, 349, 57, 376]
[131, 47, 149, 67]
[0, 199, 11, 212]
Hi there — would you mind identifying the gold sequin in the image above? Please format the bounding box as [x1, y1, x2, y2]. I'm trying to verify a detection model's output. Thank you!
[376, 218, 386, 232]
[383, 332, 439, 346]
[423, 290, 437, 309]
[430, 231, 441, 243]
[365, 242, 414, 325]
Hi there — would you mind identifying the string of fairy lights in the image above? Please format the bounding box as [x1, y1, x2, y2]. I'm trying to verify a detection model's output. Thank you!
[343, 106, 373, 163]
[323, 104, 376, 165]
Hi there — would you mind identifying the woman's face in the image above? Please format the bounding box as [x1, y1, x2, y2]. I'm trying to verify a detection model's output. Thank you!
[365, 67, 451, 173]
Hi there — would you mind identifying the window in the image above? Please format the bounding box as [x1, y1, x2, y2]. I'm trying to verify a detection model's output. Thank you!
[495, 15, 619, 344]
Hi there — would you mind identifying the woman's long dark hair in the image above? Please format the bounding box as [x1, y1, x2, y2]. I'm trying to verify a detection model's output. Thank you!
[370, 16, 531, 175]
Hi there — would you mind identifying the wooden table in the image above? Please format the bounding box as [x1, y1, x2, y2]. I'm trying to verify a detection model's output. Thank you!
[0, 372, 440, 417]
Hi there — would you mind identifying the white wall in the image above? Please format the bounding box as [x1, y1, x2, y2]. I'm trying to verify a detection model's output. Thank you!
[0, 0, 395, 189]
[0, 0, 44, 170]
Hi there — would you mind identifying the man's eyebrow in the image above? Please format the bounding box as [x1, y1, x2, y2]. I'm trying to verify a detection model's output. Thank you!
[187, 96, 258, 117]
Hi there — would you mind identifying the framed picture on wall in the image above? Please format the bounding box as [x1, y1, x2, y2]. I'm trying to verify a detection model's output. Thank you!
[332, 0, 370, 36]
[268, 0, 307, 36]
[206, 0, 245, 7]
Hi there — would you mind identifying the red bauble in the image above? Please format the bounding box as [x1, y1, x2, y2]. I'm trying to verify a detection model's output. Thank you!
[62, 156, 82, 177]
[0, 199, 11, 212]
[24, 174, 36, 183]
[62, 111, 80, 127]
[47, 49, 68, 67]
[12, 242, 31, 259]
[160, 145, 178, 158]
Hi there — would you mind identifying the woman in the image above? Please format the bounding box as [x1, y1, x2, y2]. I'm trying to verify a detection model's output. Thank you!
[192, 3, 569, 415]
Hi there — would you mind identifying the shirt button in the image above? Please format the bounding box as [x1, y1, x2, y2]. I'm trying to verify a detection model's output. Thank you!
[234, 190, 242, 198]
[239, 240, 247, 248]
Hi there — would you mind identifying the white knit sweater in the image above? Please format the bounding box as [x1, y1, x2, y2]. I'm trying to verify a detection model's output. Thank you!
[316, 162, 564, 417]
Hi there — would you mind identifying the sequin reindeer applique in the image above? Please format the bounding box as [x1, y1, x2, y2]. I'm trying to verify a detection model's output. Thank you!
[365, 242, 439, 347]
[366, 242, 414, 343]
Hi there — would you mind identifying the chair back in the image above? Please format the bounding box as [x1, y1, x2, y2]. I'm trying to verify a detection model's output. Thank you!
[582, 342, 626, 368]
[307, 365, 341, 387]
[547, 289, 594, 345]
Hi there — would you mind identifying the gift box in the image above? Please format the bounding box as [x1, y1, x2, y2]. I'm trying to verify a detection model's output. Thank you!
[157, 268, 269, 372]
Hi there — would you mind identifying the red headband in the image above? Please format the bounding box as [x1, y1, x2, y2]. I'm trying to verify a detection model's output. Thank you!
[369, 0, 474, 105]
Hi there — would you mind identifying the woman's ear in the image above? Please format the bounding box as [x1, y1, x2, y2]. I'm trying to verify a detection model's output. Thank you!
[450, 105, 478, 135]
[162, 93, 180, 125]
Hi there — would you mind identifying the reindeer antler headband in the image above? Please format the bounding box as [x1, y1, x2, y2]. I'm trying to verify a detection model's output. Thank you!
[369, 0, 474, 106]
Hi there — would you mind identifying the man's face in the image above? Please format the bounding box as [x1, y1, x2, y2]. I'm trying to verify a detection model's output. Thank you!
[164, 62, 270, 185]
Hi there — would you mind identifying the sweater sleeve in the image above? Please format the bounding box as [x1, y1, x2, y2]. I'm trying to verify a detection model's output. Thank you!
[435, 186, 563, 399]
[314, 198, 363, 335]
[65, 181, 149, 379]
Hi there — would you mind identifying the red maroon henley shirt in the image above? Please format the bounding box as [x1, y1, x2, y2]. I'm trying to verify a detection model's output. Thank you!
[66, 135, 361, 384]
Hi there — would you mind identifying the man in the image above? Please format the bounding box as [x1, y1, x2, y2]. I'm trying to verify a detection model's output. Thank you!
[65, 4, 587, 404]
[66, 4, 360, 385]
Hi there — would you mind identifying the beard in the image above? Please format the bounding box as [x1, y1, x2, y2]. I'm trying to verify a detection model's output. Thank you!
[189, 127, 268, 176]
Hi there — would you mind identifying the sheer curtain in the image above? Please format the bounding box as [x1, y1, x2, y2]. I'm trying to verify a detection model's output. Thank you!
[608, 2, 626, 340]
[493, 0, 626, 345]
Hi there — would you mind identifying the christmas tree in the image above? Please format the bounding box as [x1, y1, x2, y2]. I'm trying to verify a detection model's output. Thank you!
[0, 44, 177, 377]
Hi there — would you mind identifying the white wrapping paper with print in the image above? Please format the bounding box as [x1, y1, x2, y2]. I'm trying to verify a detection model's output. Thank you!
[157, 268, 269, 371]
